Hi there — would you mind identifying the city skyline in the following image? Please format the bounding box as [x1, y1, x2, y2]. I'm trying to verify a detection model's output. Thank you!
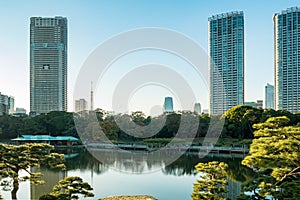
[1, 1, 300, 114]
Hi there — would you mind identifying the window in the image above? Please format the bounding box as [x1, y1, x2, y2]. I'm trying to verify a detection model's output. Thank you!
[43, 65, 50, 70]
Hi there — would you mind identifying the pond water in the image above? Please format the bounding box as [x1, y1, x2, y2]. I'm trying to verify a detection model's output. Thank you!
[1, 150, 250, 200]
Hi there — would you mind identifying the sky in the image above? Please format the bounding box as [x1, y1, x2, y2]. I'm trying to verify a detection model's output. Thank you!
[0, 0, 299, 115]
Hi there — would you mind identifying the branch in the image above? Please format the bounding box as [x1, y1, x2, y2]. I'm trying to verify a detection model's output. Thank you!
[275, 166, 300, 186]
[23, 168, 33, 176]
[287, 133, 300, 142]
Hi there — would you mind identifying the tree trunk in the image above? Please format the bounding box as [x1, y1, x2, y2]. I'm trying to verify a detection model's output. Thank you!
[11, 177, 19, 200]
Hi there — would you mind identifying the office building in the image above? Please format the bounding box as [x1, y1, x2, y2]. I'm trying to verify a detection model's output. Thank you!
[274, 7, 300, 113]
[209, 11, 244, 114]
[75, 98, 88, 113]
[202, 109, 209, 114]
[164, 97, 174, 113]
[13, 108, 27, 117]
[30, 16, 68, 114]
[256, 100, 263, 108]
[194, 103, 201, 114]
[0, 93, 14, 115]
[265, 83, 274, 109]
[244, 102, 256, 107]
[244, 100, 263, 108]
[0, 93, 8, 115]
[8, 96, 15, 114]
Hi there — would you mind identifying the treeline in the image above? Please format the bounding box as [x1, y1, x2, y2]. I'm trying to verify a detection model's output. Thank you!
[221, 105, 300, 139]
[0, 111, 77, 139]
[1, 106, 300, 141]
[74, 109, 210, 142]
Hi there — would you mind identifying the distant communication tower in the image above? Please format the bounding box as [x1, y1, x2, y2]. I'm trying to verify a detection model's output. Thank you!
[90, 81, 94, 111]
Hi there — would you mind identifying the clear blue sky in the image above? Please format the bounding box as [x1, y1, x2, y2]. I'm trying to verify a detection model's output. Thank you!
[0, 0, 299, 114]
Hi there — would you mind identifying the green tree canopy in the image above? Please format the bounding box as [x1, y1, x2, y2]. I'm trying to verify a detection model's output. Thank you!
[241, 116, 300, 199]
[191, 161, 229, 200]
[222, 105, 263, 139]
[39, 176, 94, 200]
[0, 143, 65, 200]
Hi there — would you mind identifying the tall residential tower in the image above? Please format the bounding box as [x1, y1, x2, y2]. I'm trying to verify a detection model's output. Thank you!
[30, 16, 68, 114]
[209, 11, 244, 114]
[274, 7, 300, 113]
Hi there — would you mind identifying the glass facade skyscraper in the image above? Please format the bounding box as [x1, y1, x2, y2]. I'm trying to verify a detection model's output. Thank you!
[209, 11, 244, 114]
[30, 16, 68, 114]
[164, 97, 174, 113]
[265, 83, 274, 109]
[274, 7, 300, 113]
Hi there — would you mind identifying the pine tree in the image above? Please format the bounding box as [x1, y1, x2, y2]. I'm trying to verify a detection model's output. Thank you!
[191, 161, 228, 200]
[39, 176, 94, 200]
[0, 143, 65, 200]
[241, 116, 300, 199]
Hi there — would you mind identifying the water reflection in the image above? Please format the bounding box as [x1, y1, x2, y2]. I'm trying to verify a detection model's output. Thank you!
[28, 150, 254, 199]
[63, 150, 254, 182]
[30, 168, 66, 199]
[65, 150, 108, 174]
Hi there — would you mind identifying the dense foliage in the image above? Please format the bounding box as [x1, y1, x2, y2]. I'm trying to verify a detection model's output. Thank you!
[0, 143, 65, 200]
[0, 106, 299, 142]
[39, 176, 94, 200]
[0, 111, 77, 139]
[190, 108, 300, 200]
[222, 106, 300, 139]
[240, 116, 300, 199]
[191, 161, 229, 200]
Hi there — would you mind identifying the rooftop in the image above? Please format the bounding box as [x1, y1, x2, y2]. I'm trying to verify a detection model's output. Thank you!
[12, 135, 79, 141]
[275, 7, 300, 15]
[208, 11, 243, 21]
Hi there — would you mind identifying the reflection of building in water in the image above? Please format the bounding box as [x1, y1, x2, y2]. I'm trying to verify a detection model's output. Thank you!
[224, 178, 242, 199]
[30, 167, 66, 199]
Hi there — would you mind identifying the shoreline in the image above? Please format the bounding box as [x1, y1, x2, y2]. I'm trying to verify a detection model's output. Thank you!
[101, 195, 157, 200]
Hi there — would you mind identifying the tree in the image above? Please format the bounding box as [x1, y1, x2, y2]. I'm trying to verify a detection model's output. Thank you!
[39, 176, 94, 200]
[222, 106, 263, 139]
[197, 114, 210, 138]
[191, 161, 228, 200]
[241, 116, 300, 199]
[95, 108, 108, 121]
[130, 111, 147, 126]
[0, 143, 65, 200]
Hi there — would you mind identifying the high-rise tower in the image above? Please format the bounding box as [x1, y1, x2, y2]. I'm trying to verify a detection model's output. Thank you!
[209, 11, 244, 114]
[30, 16, 68, 114]
[274, 7, 300, 113]
[265, 83, 274, 109]
[164, 97, 174, 113]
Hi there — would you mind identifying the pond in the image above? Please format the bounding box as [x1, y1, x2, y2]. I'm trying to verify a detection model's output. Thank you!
[1, 149, 252, 200]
